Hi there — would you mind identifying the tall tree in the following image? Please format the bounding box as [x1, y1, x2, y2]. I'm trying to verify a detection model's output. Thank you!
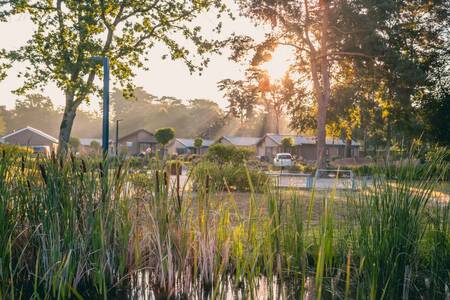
[194, 137, 203, 154]
[234, 0, 368, 166]
[219, 68, 298, 134]
[234, 0, 449, 166]
[155, 127, 175, 158]
[9, 94, 61, 135]
[1, 0, 227, 154]
[218, 78, 258, 125]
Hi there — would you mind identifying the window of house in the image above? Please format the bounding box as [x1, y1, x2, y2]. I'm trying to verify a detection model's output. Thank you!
[176, 148, 187, 154]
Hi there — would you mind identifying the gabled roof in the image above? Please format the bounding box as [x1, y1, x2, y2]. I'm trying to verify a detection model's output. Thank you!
[263, 134, 359, 146]
[218, 136, 261, 146]
[1, 126, 58, 143]
[118, 129, 156, 142]
[264, 134, 315, 146]
[175, 138, 214, 148]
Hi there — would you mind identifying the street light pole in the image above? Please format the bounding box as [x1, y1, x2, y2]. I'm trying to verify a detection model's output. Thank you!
[92, 56, 110, 156]
[115, 119, 123, 156]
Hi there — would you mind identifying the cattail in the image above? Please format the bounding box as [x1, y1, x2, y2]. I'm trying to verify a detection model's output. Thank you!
[99, 162, 104, 178]
[39, 164, 47, 185]
[81, 159, 87, 173]
[59, 155, 64, 169]
[21, 155, 25, 173]
[176, 165, 181, 211]
[70, 153, 76, 172]
[116, 161, 123, 180]
[51, 151, 56, 165]
[155, 171, 160, 194]
[163, 171, 168, 187]
[205, 174, 210, 195]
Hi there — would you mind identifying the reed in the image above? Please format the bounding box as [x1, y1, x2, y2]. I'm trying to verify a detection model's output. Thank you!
[0, 146, 448, 299]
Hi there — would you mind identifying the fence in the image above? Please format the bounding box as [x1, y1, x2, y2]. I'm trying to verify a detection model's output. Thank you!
[268, 169, 372, 190]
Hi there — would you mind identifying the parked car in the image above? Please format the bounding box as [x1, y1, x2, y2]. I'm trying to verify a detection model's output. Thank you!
[273, 153, 294, 167]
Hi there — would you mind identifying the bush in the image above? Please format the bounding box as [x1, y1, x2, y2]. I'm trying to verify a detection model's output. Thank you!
[192, 161, 269, 192]
[205, 144, 254, 164]
[0, 143, 33, 157]
[129, 173, 153, 196]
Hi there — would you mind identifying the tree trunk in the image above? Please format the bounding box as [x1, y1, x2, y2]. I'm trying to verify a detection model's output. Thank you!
[275, 113, 280, 134]
[315, 0, 331, 168]
[316, 96, 327, 167]
[345, 138, 352, 158]
[386, 121, 392, 163]
[58, 93, 78, 156]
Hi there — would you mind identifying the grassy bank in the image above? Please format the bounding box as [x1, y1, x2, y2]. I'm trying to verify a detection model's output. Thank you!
[0, 148, 448, 299]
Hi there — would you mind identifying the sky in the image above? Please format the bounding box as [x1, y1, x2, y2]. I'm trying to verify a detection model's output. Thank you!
[0, 1, 283, 112]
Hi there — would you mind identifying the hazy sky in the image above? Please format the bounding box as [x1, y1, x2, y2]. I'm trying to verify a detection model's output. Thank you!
[0, 1, 275, 111]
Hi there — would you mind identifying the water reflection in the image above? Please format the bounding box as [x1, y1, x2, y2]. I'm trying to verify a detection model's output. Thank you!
[126, 272, 316, 300]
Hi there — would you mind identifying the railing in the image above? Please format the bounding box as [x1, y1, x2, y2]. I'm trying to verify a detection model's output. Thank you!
[267, 169, 372, 190]
[267, 172, 314, 189]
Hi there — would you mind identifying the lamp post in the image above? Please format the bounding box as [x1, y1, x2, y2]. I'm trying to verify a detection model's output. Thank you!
[91, 56, 110, 155]
[115, 119, 123, 156]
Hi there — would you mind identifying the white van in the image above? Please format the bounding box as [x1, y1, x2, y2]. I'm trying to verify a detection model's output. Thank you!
[273, 153, 293, 167]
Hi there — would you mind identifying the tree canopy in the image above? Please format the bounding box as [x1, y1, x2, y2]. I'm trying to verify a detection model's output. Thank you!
[230, 0, 450, 164]
[155, 127, 175, 147]
[1, 0, 228, 154]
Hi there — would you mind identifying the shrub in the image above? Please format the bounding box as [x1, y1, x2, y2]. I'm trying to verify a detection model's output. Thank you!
[205, 144, 254, 164]
[192, 161, 269, 192]
[0, 143, 33, 157]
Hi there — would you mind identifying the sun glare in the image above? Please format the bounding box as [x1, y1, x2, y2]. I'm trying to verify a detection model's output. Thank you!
[260, 45, 296, 81]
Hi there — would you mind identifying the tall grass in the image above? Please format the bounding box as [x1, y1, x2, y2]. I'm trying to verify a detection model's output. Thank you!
[0, 146, 448, 299]
[0, 152, 135, 299]
[350, 148, 449, 300]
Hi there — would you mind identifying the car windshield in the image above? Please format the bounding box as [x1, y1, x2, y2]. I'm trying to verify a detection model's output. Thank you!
[277, 155, 292, 159]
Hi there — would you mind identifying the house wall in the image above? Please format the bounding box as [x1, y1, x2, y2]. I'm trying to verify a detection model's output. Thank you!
[119, 131, 157, 155]
[4, 130, 58, 151]
[299, 144, 316, 161]
[257, 137, 280, 158]
[300, 144, 359, 162]
[168, 140, 188, 155]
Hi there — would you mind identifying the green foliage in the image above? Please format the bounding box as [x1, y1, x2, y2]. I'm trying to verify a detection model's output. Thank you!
[351, 153, 448, 299]
[219, 69, 299, 132]
[234, 0, 450, 158]
[0, 154, 133, 298]
[0, 143, 33, 156]
[192, 161, 268, 192]
[205, 143, 254, 164]
[69, 137, 80, 152]
[194, 137, 203, 149]
[0, 143, 449, 299]
[217, 78, 259, 123]
[89, 140, 101, 151]
[2, 0, 227, 150]
[155, 127, 175, 146]
[281, 136, 294, 151]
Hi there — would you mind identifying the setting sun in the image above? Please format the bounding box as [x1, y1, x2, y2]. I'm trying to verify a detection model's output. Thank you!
[260, 45, 296, 81]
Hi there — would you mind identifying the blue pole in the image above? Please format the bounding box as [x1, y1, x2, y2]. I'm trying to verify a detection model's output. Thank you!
[102, 57, 110, 155]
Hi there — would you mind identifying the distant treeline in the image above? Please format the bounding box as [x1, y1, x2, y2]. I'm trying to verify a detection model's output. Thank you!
[0, 88, 289, 139]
